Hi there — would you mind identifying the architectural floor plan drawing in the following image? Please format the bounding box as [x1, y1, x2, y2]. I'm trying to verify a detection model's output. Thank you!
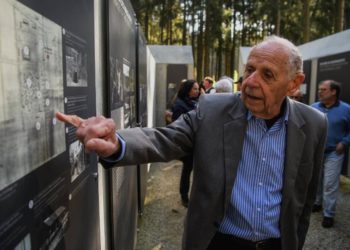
[0, 0, 65, 190]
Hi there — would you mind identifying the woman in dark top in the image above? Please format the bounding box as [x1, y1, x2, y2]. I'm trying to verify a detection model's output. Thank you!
[171, 79, 199, 207]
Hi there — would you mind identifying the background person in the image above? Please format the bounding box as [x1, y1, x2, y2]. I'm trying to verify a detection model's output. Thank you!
[203, 76, 216, 94]
[234, 76, 243, 95]
[214, 78, 233, 93]
[171, 79, 199, 207]
[289, 89, 303, 102]
[311, 80, 350, 228]
[56, 36, 327, 250]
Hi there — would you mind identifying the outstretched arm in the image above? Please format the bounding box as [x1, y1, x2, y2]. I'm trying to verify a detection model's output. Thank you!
[55, 112, 120, 158]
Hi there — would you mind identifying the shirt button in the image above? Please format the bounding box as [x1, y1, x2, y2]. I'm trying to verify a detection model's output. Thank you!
[262, 158, 266, 161]
[257, 208, 261, 212]
[258, 182, 263, 186]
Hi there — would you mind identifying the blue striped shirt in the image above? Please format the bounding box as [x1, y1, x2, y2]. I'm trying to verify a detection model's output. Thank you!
[219, 107, 289, 241]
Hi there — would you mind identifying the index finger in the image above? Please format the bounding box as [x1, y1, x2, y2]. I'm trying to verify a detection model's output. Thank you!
[55, 111, 85, 127]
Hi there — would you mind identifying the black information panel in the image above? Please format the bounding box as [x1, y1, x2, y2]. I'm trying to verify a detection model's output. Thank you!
[107, 0, 138, 249]
[316, 51, 350, 104]
[0, 0, 99, 249]
[302, 60, 311, 104]
[136, 28, 148, 214]
[107, 0, 137, 128]
[138, 30, 148, 128]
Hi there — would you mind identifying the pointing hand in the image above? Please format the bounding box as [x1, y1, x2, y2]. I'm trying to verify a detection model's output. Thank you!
[55, 112, 120, 157]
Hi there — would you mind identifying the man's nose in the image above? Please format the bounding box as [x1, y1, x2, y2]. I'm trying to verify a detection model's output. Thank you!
[244, 73, 259, 87]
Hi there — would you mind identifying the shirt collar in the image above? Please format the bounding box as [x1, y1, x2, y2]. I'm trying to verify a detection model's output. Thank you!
[247, 98, 289, 124]
[319, 100, 340, 109]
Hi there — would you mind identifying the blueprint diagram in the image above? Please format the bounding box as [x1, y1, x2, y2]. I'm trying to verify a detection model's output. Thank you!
[0, 0, 65, 190]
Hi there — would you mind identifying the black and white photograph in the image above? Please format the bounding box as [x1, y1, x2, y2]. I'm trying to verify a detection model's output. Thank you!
[65, 32, 88, 87]
[0, 0, 99, 249]
[69, 140, 89, 182]
[108, 0, 136, 123]
[110, 57, 124, 108]
[0, 0, 65, 190]
[122, 58, 136, 128]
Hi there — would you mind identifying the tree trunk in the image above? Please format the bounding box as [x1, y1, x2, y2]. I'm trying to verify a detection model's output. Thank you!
[275, 0, 281, 35]
[335, 0, 345, 32]
[191, 1, 196, 58]
[160, 2, 165, 43]
[241, 0, 246, 45]
[302, 0, 310, 42]
[203, 0, 210, 77]
[230, 2, 237, 78]
[182, 0, 187, 45]
[196, 3, 204, 82]
[169, 19, 173, 44]
[144, 10, 149, 41]
[217, 37, 223, 79]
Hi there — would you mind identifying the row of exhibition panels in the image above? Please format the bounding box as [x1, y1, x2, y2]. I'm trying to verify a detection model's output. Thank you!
[0, 0, 194, 250]
[238, 29, 350, 175]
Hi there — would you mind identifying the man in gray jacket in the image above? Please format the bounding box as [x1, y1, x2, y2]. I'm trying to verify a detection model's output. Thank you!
[57, 36, 327, 250]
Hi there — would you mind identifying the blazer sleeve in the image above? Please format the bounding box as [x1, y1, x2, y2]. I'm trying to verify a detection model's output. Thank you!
[101, 108, 200, 168]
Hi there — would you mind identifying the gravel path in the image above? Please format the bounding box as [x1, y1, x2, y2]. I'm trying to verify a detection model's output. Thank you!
[136, 161, 350, 250]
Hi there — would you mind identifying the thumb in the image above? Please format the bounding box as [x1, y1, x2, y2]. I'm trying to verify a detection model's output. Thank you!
[85, 138, 120, 158]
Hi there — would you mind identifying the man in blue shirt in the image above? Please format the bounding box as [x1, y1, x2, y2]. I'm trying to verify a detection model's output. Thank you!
[311, 80, 350, 228]
[56, 36, 327, 250]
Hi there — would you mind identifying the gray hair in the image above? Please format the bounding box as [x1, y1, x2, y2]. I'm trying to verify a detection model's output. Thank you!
[254, 35, 303, 79]
[215, 79, 232, 93]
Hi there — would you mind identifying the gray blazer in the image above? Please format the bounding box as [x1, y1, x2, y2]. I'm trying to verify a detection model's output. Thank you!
[112, 94, 327, 250]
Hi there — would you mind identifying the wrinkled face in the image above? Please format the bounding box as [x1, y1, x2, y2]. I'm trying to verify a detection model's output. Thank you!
[241, 42, 303, 119]
[318, 82, 335, 103]
[189, 82, 200, 98]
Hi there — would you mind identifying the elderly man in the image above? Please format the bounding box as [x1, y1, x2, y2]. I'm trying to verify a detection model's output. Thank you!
[57, 36, 327, 250]
[215, 78, 233, 93]
[311, 80, 350, 228]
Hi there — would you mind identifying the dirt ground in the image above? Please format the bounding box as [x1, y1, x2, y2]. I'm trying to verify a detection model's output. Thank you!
[135, 161, 350, 250]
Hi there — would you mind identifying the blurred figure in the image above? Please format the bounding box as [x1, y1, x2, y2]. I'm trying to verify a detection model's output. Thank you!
[289, 89, 303, 102]
[172, 79, 199, 121]
[234, 76, 243, 95]
[219, 75, 234, 84]
[165, 79, 188, 125]
[199, 80, 206, 95]
[215, 78, 232, 93]
[311, 80, 350, 228]
[171, 79, 199, 207]
[203, 76, 216, 94]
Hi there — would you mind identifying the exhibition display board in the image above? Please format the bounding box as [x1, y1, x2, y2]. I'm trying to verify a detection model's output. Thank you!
[138, 29, 148, 128]
[0, 0, 100, 249]
[316, 51, 350, 104]
[136, 27, 148, 214]
[302, 60, 311, 104]
[106, 0, 139, 249]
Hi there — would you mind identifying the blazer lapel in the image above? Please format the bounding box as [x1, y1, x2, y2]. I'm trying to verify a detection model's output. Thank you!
[281, 100, 306, 213]
[223, 98, 247, 211]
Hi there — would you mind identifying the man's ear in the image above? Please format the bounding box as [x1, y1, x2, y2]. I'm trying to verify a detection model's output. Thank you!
[287, 73, 305, 96]
[331, 88, 337, 97]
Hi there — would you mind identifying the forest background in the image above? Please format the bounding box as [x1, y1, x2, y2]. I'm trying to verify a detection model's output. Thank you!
[130, 0, 350, 82]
